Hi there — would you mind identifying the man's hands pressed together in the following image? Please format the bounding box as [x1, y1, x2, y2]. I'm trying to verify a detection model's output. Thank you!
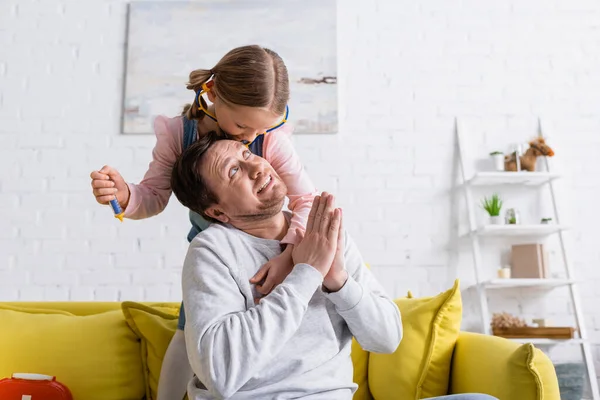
[292, 192, 348, 292]
[250, 192, 348, 300]
[322, 207, 348, 292]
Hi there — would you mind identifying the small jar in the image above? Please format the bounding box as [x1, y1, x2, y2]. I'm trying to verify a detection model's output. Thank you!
[505, 208, 520, 225]
[497, 267, 511, 279]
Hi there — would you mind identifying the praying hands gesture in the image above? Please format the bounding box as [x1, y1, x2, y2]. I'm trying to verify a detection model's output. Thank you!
[322, 206, 347, 292]
[292, 192, 348, 292]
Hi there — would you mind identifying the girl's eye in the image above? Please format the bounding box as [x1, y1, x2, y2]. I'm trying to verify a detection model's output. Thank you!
[229, 167, 239, 178]
[244, 150, 251, 159]
[236, 123, 246, 129]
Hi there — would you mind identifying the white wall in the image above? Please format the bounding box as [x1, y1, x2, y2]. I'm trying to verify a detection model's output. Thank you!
[2, 0, 600, 384]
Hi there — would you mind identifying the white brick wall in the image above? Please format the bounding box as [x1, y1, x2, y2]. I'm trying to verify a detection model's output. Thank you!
[2, 0, 600, 384]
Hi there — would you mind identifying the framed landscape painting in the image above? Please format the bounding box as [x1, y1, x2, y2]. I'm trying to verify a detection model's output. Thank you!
[122, 0, 338, 135]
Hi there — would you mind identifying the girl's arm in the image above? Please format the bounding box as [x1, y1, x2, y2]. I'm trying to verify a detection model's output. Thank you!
[123, 116, 184, 219]
[263, 125, 318, 245]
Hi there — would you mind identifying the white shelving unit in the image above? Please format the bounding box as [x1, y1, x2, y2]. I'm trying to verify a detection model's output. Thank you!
[455, 118, 599, 399]
[466, 224, 569, 237]
[511, 338, 587, 346]
[465, 171, 561, 186]
[481, 278, 576, 290]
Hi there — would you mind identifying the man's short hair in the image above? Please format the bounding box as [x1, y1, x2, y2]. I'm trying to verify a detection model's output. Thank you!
[171, 131, 224, 223]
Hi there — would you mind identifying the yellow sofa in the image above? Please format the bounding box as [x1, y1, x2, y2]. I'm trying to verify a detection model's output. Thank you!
[0, 296, 561, 400]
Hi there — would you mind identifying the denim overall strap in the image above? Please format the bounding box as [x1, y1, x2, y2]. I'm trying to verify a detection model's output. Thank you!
[182, 117, 197, 151]
[181, 117, 211, 243]
[247, 134, 265, 158]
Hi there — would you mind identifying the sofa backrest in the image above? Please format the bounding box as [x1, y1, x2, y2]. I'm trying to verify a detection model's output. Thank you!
[1, 302, 180, 316]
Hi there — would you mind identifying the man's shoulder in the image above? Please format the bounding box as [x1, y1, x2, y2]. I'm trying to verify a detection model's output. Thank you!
[189, 223, 238, 249]
[183, 224, 242, 275]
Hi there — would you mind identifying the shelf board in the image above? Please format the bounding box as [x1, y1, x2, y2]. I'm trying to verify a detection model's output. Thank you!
[507, 338, 584, 346]
[482, 278, 575, 289]
[466, 171, 560, 186]
[469, 224, 568, 237]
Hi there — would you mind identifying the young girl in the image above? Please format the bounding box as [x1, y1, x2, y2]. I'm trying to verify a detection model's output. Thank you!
[89, 45, 317, 400]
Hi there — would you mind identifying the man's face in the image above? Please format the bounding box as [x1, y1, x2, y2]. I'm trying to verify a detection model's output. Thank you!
[201, 140, 287, 224]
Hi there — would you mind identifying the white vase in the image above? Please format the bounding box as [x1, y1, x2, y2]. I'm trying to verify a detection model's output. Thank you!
[489, 216, 503, 225]
[491, 154, 505, 171]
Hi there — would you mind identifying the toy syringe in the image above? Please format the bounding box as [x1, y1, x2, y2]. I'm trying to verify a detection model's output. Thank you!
[109, 197, 124, 222]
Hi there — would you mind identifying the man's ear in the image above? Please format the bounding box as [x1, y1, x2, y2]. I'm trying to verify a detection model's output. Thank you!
[205, 207, 230, 224]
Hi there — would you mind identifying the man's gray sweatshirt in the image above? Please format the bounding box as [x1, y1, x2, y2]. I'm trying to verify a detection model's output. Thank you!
[182, 222, 402, 400]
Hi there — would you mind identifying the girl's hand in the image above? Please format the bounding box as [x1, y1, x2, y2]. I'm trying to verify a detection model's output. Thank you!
[90, 165, 130, 208]
[250, 245, 294, 302]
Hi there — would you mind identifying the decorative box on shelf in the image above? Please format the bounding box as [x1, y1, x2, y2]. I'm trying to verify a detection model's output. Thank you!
[492, 326, 575, 339]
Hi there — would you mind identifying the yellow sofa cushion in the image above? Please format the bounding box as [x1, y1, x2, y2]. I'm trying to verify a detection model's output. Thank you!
[368, 280, 462, 400]
[121, 301, 180, 400]
[0, 304, 145, 400]
[1, 301, 124, 316]
[0, 304, 72, 315]
[451, 332, 561, 400]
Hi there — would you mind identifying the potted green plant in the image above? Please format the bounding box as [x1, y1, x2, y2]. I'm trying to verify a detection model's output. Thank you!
[490, 151, 505, 171]
[541, 217, 553, 225]
[481, 194, 503, 225]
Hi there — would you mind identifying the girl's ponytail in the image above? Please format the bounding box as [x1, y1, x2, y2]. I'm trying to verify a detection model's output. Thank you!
[181, 68, 214, 121]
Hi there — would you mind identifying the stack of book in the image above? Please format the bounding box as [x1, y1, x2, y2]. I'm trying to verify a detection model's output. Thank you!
[511, 243, 549, 278]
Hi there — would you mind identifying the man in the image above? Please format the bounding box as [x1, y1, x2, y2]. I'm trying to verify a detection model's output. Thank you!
[171, 134, 497, 400]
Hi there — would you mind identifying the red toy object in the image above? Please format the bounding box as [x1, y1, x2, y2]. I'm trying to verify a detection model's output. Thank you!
[0, 373, 73, 400]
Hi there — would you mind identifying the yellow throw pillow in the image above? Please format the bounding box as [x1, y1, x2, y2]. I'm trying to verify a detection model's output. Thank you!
[368, 280, 462, 400]
[0, 304, 145, 400]
[122, 301, 180, 400]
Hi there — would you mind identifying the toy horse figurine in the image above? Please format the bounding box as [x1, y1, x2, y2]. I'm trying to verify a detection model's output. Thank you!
[504, 137, 555, 172]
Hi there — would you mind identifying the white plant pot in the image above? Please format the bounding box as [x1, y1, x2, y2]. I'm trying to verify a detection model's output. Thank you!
[491, 154, 505, 171]
[489, 216, 503, 225]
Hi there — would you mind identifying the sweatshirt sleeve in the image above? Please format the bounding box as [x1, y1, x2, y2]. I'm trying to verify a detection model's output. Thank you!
[263, 126, 318, 245]
[322, 231, 403, 354]
[182, 235, 323, 399]
[123, 115, 183, 219]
